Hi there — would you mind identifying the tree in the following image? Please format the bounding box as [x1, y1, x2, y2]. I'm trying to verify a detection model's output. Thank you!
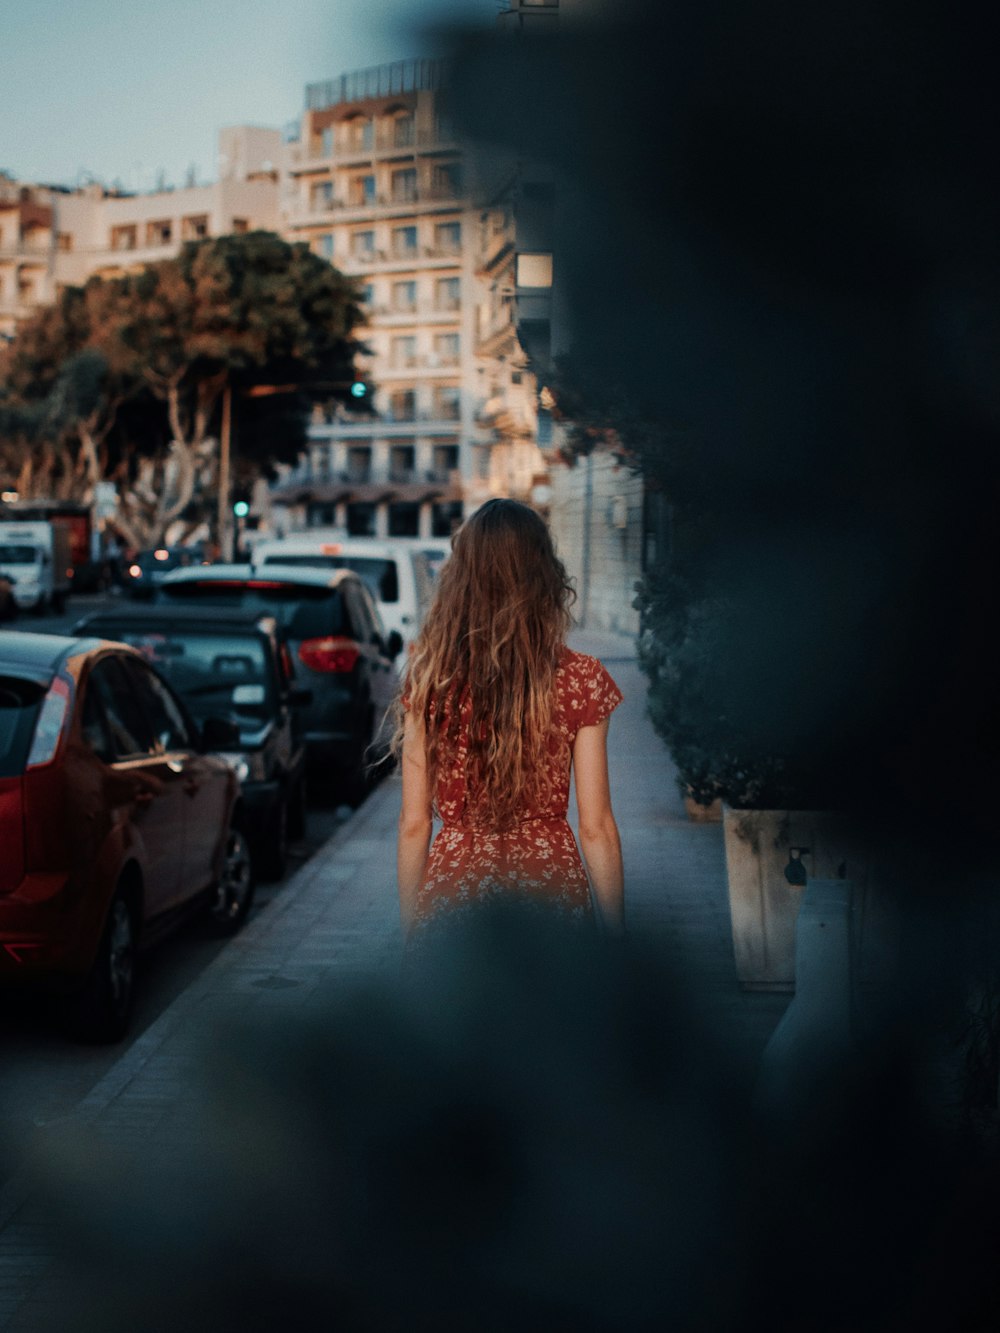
[0, 231, 367, 546]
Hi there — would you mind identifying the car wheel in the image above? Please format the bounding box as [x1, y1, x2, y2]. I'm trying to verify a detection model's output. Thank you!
[258, 798, 290, 882]
[288, 778, 307, 840]
[340, 719, 373, 808]
[208, 823, 255, 933]
[71, 889, 137, 1044]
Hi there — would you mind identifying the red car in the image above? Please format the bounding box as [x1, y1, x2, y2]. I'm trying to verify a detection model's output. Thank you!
[0, 632, 253, 1041]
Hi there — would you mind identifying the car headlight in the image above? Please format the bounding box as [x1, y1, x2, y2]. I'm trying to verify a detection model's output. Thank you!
[218, 751, 267, 783]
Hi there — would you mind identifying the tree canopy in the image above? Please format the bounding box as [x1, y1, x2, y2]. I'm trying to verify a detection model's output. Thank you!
[0, 231, 367, 546]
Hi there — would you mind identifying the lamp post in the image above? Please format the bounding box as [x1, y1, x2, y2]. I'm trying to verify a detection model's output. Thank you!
[217, 383, 233, 561]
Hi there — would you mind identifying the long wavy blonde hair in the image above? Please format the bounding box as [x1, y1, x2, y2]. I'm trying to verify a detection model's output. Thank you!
[394, 499, 575, 829]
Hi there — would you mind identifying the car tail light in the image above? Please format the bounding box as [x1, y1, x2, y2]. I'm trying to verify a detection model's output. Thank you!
[298, 637, 360, 673]
[26, 678, 71, 769]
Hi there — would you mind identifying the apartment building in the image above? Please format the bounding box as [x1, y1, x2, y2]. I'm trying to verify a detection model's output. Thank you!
[0, 128, 280, 339]
[274, 59, 494, 541]
[0, 175, 66, 339]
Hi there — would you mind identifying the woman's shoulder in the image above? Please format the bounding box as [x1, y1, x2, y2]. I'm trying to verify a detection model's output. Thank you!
[556, 649, 624, 724]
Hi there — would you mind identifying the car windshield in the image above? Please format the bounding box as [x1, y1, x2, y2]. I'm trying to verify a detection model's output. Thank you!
[94, 629, 274, 721]
[0, 545, 39, 565]
[0, 676, 45, 777]
[260, 554, 399, 603]
[159, 581, 346, 640]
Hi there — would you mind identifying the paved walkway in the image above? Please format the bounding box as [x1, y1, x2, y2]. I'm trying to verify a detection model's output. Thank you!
[0, 630, 788, 1330]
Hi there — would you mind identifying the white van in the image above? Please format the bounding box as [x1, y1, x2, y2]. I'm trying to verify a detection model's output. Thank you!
[0, 520, 73, 613]
[251, 533, 434, 652]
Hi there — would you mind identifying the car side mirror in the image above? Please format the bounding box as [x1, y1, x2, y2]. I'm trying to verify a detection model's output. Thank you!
[201, 716, 241, 749]
[385, 630, 404, 661]
[288, 687, 313, 708]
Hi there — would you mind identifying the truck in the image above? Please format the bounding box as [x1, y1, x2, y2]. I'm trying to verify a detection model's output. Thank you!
[0, 520, 73, 613]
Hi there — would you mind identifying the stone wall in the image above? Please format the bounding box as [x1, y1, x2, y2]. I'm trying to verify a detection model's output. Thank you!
[548, 449, 643, 638]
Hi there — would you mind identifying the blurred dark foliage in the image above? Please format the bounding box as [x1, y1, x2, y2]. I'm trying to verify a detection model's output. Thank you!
[445, 0, 1000, 872]
[32, 912, 1000, 1331]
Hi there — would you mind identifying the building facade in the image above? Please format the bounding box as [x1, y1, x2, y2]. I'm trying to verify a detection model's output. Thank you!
[273, 60, 480, 540]
[0, 128, 280, 340]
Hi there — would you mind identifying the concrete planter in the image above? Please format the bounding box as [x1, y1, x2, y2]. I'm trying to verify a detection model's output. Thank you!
[684, 793, 723, 823]
[722, 808, 863, 992]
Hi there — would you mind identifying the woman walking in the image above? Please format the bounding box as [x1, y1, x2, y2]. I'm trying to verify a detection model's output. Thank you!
[396, 499, 624, 944]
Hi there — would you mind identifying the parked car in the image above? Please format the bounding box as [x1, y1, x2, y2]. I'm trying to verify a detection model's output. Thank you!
[74, 605, 310, 881]
[0, 631, 252, 1042]
[250, 535, 434, 653]
[415, 540, 452, 581]
[0, 573, 16, 623]
[156, 565, 402, 801]
[123, 544, 209, 599]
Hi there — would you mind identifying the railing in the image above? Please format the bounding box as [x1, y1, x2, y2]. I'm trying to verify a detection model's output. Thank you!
[305, 465, 459, 487]
[306, 59, 448, 111]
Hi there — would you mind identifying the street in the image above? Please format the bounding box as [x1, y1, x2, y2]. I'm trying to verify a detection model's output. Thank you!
[0, 590, 360, 1188]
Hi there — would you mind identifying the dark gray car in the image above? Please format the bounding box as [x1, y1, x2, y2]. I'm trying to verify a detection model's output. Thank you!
[155, 565, 401, 802]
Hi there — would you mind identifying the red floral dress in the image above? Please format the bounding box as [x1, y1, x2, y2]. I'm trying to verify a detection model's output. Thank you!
[409, 649, 623, 938]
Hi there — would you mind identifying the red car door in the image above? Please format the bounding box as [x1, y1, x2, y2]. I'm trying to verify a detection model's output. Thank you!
[120, 658, 230, 910]
[84, 656, 188, 919]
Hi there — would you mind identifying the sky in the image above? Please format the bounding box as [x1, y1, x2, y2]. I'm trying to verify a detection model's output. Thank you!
[1, 0, 497, 190]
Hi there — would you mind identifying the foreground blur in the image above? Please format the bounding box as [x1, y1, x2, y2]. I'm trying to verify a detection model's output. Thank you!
[26, 907, 1000, 1333]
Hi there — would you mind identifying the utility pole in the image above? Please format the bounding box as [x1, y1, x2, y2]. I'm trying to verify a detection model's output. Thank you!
[217, 383, 232, 562]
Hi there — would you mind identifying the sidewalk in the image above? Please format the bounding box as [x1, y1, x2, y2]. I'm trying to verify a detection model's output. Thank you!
[0, 629, 788, 1329]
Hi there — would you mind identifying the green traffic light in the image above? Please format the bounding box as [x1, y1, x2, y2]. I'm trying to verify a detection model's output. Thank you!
[350, 380, 367, 399]
[233, 500, 250, 518]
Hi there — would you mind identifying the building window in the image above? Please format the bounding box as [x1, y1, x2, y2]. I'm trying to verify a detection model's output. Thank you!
[389, 445, 415, 481]
[391, 225, 417, 255]
[433, 386, 461, 421]
[431, 443, 459, 478]
[391, 280, 417, 312]
[435, 276, 460, 311]
[517, 252, 553, 288]
[388, 503, 420, 537]
[110, 224, 137, 251]
[349, 174, 376, 206]
[432, 500, 463, 538]
[146, 219, 173, 247]
[181, 214, 209, 241]
[391, 335, 417, 368]
[391, 168, 417, 203]
[351, 229, 375, 256]
[434, 221, 461, 253]
[321, 126, 334, 155]
[232, 218, 249, 234]
[316, 233, 334, 260]
[56, 232, 73, 252]
[342, 118, 373, 152]
[345, 446, 371, 482]
[388, 389, 416, 421]
[433, 332, 459, 365]
[391, 113, 415, 148]
[310, 181, 334, 210]
[432, 163, 462, 198]
[346, 503, 376, 537]
[360, 282, 375, 306]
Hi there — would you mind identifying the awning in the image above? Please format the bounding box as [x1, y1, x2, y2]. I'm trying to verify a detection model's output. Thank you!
[345, 483, 398, 504]
[305, 483, 355, 504]
[269, 486, 313, 506]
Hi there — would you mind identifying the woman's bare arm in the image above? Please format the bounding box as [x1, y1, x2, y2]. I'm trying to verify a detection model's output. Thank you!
[573, 717, 625, 935]
[397, 712, 433, 931]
